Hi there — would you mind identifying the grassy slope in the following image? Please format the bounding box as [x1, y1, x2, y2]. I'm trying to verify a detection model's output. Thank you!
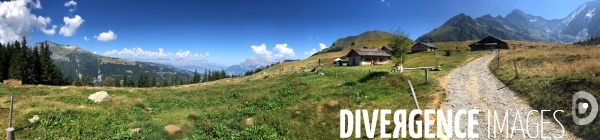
[0, 39, 487, 139]
[489, 45, 600, 138]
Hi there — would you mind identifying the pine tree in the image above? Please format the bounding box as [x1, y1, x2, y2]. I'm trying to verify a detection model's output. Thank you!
[8, 40, 25, 80]
[192, 69, 200, 83]
[27, 46, 41, 84]
[138, 73, 148, 87]
[162, 77, 169, 87]
[40, 41, 56, 85]
[151, 76, 157, 87]
[0, 43, 5, 80]
[63, 74, 73, 86]
[203, 69, 208, 83]
[2, 43, 12, 80]
[122, 75, 128, 87]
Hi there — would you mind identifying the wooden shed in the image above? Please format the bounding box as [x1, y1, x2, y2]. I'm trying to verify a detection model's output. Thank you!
[345, 47, 391, 66]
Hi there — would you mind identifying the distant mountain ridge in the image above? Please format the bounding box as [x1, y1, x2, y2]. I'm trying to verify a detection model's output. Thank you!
[225, 57, 283, 75]
[127, 57, 228, 72]
[417, 0, 600, 43]
[30, 41, 193, 85]
[311, 30, 393, 56]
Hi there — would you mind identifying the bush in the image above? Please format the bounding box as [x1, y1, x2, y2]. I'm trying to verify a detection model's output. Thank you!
[445, 50, 452, 56]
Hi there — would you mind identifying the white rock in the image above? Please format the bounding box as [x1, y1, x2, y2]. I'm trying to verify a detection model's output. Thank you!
[60, 86, 68, 90]
[88, 91, 111, 103]
[28, 115, 39, 123]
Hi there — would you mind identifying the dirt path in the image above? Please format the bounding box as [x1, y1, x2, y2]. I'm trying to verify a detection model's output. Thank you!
[442, 53, 578, 139]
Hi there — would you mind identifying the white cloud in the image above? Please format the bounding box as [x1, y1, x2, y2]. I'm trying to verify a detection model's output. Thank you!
[0, 0, 57, 44]
[251, 44, 273, 58]
[64, 0, 77, 7]
[175, 49, 191, 58]
[64, 0, 77, 13]
[59, 15, 84, 37]
[319, 43, 327, 50]
[94, 30, 117, 42]
[273, 44, 295, 57]
[104, 47, 173, 57]
[93, 51, 96, 54]
[32, 0, 41, 9]
[304, 48, 318, 55]
[193, 52, 209, 57]
[84, 36, 89, 41]
[381, 0, 390, 8]
[103, 47, 208, 58]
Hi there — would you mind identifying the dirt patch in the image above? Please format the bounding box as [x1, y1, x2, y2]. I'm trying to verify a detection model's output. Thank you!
[316, 104, 323, 113]
[164, 125, 181, 134]
[245, 118, 254, 125]
[325, 100, 338, 107]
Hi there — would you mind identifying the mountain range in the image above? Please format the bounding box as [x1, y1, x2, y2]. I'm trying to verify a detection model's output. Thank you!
[30, 41, 193, 85]
[417, 0, 600, 43]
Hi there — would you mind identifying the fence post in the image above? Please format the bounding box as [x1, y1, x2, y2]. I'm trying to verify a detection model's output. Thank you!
[407, 80, 420, 110]
[497, 51, 500, 69]
[513, 59, 518, 78]
[7, 96, 14, 140]
[425, 69, 429, 83]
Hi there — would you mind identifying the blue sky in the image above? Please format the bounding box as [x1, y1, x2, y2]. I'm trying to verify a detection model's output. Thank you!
[1, 0, 591, 65]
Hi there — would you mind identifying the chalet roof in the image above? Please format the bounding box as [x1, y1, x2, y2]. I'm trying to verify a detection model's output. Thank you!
[415, 42, 438, 48]
[346, 48, 391, 57]
[471, 36, 507, 45]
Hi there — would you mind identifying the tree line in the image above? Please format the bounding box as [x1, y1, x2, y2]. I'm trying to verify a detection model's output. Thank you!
[574, 36, 600, 45]
[92, 68, 242, 87]
[0, 37, 69, 85]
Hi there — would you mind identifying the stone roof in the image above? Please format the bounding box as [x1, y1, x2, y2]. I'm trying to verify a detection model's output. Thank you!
[417, 42, 438, 48]
[347, 48, 391, 57]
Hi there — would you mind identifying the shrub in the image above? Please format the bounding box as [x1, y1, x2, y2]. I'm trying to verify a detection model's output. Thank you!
[445, 50, 452, 56]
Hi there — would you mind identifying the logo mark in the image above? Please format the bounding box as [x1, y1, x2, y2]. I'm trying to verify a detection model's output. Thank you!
[572, 91, 598, 125]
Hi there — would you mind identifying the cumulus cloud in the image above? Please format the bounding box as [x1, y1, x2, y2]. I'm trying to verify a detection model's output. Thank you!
[64, 0, 77, 7]
[103, 47, 207, 58]
[32, 0, 41, 9]
[175, 49, 191, 58]
[319, 43, 327, 50]
[193, 52, 209, 57]
[273, 44, 295, 57]
[58, 15, 84, 37]
[94, 30, 117, 42]
[304, 43, 326, 55]
[64, 0, 77, 13]
[104, 47, 173, 57]
[251, 44, 273, 58]
[304, 48, 318, 55]
[84, 36, 89, 41]
[0, 0, 57, 44]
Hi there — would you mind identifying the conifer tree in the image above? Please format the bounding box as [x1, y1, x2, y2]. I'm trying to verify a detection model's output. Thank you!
[8, 40, 25, 80]
[192, 69, 200, 83]
[151, 76, 157, 87]
[122, 75, 128, 87]
[0, 43, 6, 80]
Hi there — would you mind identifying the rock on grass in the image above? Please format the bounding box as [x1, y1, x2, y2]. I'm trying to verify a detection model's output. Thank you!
[88, 91, 111, 103]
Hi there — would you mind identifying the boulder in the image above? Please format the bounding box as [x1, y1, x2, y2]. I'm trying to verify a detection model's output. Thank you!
[60, 86, 68, 90]
[88, 91, 111, 103]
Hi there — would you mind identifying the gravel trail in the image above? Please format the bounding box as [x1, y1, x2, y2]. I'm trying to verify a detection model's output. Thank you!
[442, 53, 578, 139]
